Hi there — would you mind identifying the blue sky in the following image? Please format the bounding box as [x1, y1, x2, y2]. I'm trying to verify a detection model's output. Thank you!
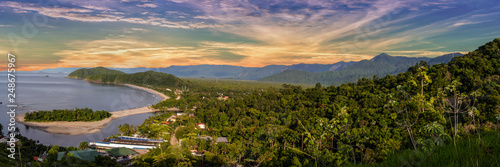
[0, 0, 499, 71]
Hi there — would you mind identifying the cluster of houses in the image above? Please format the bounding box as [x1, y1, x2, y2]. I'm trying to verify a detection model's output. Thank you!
[30, 145, 139, 164]
[12, 106, 230, 164]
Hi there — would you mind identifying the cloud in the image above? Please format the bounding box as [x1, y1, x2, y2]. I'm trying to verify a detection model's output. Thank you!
[450, 21, 485, 27]
[137, 3, 158, 8]
[0, 1, 196, 28]
[80, 5, 114, 11]
[2, 0, 498, 71]
[123, 28, 150, 33]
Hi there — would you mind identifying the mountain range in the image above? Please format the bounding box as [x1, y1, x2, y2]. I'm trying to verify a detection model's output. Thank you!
[32, 52, 462, 85]
[260, 53, 463, 85]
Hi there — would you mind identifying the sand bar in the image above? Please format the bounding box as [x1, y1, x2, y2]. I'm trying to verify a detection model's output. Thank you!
[16, 84, 172, 135]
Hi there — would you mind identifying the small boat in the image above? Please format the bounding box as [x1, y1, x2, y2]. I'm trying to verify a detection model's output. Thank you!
[45, 75, 49, 77]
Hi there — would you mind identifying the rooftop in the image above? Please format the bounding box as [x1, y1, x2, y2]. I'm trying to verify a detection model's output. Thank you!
[57, 149, 100, 162]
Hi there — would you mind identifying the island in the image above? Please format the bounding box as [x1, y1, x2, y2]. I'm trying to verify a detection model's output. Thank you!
[15, 67, 182, 135]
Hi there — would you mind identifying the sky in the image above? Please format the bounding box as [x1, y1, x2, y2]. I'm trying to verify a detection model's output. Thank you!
[0, 0, 499, 71]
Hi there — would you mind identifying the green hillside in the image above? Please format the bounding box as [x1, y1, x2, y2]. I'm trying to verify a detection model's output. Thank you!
[136, 39, 500, 166]
[84, 70, 186, 88]
[67, 66, 125, 79]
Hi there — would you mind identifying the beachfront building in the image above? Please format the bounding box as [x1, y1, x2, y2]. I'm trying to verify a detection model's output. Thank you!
[105, 147, 138, 163]
[90, 136, 164, 150]
[57, 149, 101, 162]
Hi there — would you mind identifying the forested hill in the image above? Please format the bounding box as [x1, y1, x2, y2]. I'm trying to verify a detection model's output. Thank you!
[139, 39, 500, 166]
[67, 67, 125, 79]
[259, 52, 463, 85]
[69, 67, 186, 88]
[85, 70, 186, 87]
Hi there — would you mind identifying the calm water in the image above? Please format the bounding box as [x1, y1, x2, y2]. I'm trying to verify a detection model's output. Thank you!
[0, 73, 161, 147]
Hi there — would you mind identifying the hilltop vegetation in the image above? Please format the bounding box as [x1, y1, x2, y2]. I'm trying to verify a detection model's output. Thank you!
[85, 70, 186, 88]
[68, 67, 125, 79]
[68, 67, 186, 88]
[131, 39, 499, 166]
[260, 53, 463, 85]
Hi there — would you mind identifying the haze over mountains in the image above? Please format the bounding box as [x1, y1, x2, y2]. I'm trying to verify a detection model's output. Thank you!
[33, 53, 462, 85]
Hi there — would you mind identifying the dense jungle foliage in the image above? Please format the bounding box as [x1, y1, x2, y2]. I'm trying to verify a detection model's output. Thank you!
[136, 38, 500, 166]
[3, 39, 500, 167]
[68, 67, 125, 79]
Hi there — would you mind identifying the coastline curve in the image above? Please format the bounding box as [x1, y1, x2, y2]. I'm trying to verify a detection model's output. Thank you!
[15, 84, 171, 135]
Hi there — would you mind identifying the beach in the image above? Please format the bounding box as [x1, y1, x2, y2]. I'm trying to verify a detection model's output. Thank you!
[15, 84, 171, 135]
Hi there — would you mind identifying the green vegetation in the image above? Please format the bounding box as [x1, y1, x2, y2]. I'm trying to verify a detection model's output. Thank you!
[260, 53, 463, 85]
[128, 39, 500, 166]
[84, 70, 186, 88]
[6, 39, 500, 167]
[68, 66, 125, 79]
[24, 108, 112, 122]
[68, 66, 186, 88]
[353, 131, 500, 167]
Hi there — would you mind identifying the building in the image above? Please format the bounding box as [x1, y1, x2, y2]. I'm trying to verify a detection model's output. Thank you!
[197, 136, 229, 143]
[216, 137, 229, 143]
[196, 123, 206, 130]
[190, 150, 205, 157]
[105, 147, 137, 158]
[57, 149, 101, 162]
[166, 115, 177, 122]
[90, 136, 164, 150]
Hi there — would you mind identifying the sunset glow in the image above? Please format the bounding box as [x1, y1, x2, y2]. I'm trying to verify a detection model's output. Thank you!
[1, 0, 499, 71]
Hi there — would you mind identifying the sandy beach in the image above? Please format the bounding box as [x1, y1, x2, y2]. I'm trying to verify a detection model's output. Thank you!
[16, 84, 171, 135]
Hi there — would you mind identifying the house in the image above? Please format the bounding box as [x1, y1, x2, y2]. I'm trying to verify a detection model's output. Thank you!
[57, 149, 101, 162]
[166, 115, 177, 122]
[105, 147, 137, 158]
[196, 123, 206, 130]
[198, 136, 213, 141]
[216, 137, 229, 143]
[190, 150, 205, 157]
[197, 136, 229, 143]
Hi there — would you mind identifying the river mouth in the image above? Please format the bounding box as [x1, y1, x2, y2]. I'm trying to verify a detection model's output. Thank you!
[0, 73, 162, 147]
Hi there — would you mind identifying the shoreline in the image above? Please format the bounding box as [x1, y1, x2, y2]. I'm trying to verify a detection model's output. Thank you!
[15, 83, 171, 135]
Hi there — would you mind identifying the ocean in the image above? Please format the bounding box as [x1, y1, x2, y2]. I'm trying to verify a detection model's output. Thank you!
[0, 73, 161, 147]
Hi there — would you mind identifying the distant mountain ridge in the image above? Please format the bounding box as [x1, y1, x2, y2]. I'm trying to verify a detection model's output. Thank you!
[33, 62, 356, 79]
[34, 53, 461, 83]
[259, 53, 463, 85]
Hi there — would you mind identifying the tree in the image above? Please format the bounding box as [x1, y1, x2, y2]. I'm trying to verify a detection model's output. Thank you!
[78, 141, 89, 150]
[47, 145, 60, 163]
[390, 85, 419, 150]
[439, 80, 477, 140]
